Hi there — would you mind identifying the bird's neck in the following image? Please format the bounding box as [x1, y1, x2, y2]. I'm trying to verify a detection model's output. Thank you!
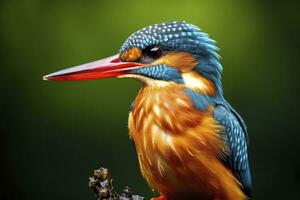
[131, 84, 210, 135]
[194, 56, 224, 98]
[129, 70, 222, 134]
[125, 70, 218, 96]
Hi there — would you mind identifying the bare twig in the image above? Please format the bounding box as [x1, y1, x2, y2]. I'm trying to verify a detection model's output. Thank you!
[89, 167, 145, 200]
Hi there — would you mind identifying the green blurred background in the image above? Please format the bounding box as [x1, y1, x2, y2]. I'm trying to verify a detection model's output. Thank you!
[1, 0, 299, 199]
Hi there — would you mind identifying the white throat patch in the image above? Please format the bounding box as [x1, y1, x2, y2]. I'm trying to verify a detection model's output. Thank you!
[118, 74, 173, 88]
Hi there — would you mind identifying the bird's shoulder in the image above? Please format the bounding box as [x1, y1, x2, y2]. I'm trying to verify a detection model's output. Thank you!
[184, 89, 251, 196]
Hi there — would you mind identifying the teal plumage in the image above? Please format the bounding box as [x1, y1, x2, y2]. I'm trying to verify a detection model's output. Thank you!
[44, 20, 252, 200]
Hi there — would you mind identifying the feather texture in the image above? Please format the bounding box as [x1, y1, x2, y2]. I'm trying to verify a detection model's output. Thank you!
[214, 105, 252, 197]
[129, 84, 247, 200]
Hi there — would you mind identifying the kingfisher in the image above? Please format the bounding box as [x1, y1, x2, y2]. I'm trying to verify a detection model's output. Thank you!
[44, 21, 251, 200]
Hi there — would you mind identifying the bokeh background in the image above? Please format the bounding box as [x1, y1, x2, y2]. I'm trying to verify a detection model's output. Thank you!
[1, 0, 299, 199]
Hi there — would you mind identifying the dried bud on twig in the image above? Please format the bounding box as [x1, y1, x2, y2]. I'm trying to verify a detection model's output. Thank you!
[89, 167, 145, 200]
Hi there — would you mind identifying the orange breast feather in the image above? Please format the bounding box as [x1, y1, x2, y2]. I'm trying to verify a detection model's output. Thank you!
[129, 85, 246, 200]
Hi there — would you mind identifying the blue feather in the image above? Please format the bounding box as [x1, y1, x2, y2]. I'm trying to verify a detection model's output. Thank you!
[214, 105, 251, 197]
[129, 100, 134, 111]
[183, 89, 214, 112]
[130, 64, 183, 83]
[182, 88, 251, 197]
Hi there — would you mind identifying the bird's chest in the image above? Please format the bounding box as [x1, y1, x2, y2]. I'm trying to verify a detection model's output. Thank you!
[128, 86, 224, 196]
[131, 86, 205, 135]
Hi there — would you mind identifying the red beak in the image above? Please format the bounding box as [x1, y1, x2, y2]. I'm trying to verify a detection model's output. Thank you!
[43, 54, 143, 81]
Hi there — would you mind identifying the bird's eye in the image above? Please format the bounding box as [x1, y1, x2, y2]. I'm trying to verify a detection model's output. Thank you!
[145, 47, 162, 59]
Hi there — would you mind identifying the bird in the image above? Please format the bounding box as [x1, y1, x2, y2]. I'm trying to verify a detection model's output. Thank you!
[44, 21, 251, 200]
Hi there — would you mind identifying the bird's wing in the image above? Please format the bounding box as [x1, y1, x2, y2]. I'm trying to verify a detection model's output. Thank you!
[214, 104, 252, 197]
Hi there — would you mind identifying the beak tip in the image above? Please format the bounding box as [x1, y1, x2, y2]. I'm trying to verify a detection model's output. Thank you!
[43, 74, 51, 81]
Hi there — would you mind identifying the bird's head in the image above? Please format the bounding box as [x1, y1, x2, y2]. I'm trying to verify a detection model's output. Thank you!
[44, 21, 223, 96]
